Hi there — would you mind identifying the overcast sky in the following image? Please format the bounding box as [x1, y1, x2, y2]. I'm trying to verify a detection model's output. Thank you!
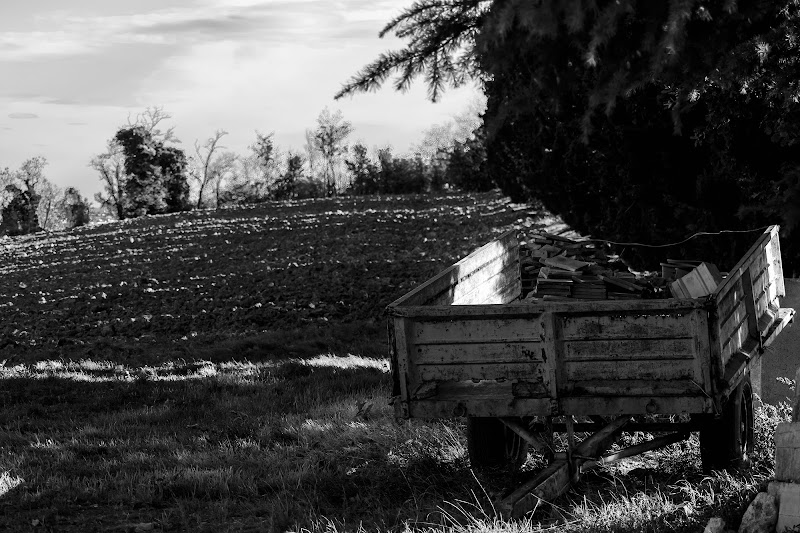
[0, 0, 479, 199]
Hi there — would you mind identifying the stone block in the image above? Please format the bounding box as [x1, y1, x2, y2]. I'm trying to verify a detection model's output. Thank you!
[768, 481, 800, 533]
[776, 423, 800, 482]
[737, 492, 777, 533]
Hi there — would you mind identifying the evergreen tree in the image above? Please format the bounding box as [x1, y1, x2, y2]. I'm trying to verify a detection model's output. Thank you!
[346, 144, 380, 195]
[114, 126, 190, 217]
[339, 0, 800, 271]
[443, 129, 491, 191]
[62, 187, 91, 229]
[313, 108, 353, 196]
[1, 184, 39, 236]
[273, 153, 305, 200]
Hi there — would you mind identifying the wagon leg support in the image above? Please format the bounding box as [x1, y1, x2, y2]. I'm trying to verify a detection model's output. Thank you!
[580, 432, 690, 473]
[498, 416, 631, 519]
[499, 418, 551, 455]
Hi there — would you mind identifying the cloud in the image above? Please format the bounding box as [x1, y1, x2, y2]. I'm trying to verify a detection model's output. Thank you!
[0, 0, 398, 64]
[8, 112, 38, 119]
[67, 122, 88, 126]
[0, 32, 95, 61]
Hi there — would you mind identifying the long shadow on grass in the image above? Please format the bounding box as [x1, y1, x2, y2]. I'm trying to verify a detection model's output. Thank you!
[0, 357, 757, 532]
[0, 357, 412, 531]
[0, 356, 511, 531]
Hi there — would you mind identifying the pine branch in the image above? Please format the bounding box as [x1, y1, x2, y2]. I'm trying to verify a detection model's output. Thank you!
[335, 0, 489, 100]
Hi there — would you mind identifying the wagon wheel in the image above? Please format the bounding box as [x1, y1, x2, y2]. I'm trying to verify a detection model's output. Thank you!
[698, 375, 754, 473]
[466, 417, 529, 471]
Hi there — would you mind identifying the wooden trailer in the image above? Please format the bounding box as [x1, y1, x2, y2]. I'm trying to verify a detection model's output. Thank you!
[387, 225, 795, 518]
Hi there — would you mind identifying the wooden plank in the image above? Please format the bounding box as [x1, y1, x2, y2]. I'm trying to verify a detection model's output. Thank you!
[692, 309, 715, 397]
[389, 230, 518, 307]
[453, 274, 521, 306]
[751, 260, 769, 297]
[408, 397, 553, 419]
[498, 275, 522, 305]
[447, 260, 520, 306]
[432, 380, 523, 401]
[721, 321, 748, 365]
[414, 342, 544, 365]
[562, 338, 696, 360]
[393, 317, 412, 418]
[707, 302, 724, 398]
[764, 308, 796, 348]
[747, 248, 768, 285]
[388, 298, 705, 318]
[411, 317, 545, 344]
[717, 278, 744, 326]
[719, 304, 748, 351]
[563, 379, 700, 396]
[741, 268, 760, 345]
[501, 461, 571, 519]
[543, 312, 560, 399]
[754, 278, 777, 325]
[563, 360, 699, 382]
[560, 313, 694, 340]
[417, 362, 547, 382]
[721, 350, 748, 390]
[769, 229, 786, 297]
[557, 396, 712, 416]
[715, 226, 776, 303]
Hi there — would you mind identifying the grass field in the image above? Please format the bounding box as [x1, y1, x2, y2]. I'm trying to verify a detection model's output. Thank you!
[0, 192, 790, 532]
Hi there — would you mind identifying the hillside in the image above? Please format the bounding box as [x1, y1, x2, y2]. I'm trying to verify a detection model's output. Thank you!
[0, 192, 784, 532]
[0, 193, 540, 365]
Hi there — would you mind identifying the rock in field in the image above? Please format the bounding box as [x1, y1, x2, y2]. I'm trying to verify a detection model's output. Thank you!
[704, 516, 726, 533]
[738, 492, 778, 533]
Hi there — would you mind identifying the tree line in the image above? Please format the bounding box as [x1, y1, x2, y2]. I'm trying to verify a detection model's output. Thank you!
[0, 102, 489, 237]
[92, 105, 490, 215]
[0, 157, 90, 236]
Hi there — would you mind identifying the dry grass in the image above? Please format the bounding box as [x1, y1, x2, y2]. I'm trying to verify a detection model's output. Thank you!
[0, 324, 790, 533]
[0, 193, 791, 532]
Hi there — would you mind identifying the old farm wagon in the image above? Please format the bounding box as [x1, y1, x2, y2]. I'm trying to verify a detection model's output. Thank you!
[387, 225, 795, 518]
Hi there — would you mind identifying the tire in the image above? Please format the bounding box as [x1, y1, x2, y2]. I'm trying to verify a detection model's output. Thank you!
[699, 376, 755, 473]
[466, 417, 528, 471]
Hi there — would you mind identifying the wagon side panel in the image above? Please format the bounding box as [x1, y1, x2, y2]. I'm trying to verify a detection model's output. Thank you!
[713, 226, 791, 393]
[400, 313, 556, 418]
[714, 228, 784, 359]
[557, 309, 711, 397]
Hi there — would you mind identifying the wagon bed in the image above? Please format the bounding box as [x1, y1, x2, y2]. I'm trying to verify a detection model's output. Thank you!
[387, 225, 795, 517]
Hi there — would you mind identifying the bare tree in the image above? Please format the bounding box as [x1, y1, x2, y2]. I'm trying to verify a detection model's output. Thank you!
[92, 106, 181, 219]
[127, 105, 178, 144]
[17, 156, 47, 193]
[0, 157, 47, 235]
[193, 130, 228, 209]
[91, 140, 126, 219]
[0, 167, 15, 212]
[304, 128, 321, 180]
[36, 177, 62, 231]
[313, 108, 353, 196]
[212, 151, 239, 207]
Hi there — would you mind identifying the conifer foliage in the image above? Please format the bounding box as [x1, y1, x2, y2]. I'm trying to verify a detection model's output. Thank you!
[339, 0, 800, 272]
[114, 126, 190, 217]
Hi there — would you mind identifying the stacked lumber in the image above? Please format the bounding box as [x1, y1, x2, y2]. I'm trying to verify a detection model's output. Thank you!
[519, 231, 723, 301]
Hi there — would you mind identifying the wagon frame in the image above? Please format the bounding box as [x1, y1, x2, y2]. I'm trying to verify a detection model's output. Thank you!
[387, 226, 795, 518]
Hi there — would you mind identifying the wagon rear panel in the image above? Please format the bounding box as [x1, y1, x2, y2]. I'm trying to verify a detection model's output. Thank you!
[388, 227, 793, 421]
[391, 302, 713, 419]
[558, 310, 711, 397]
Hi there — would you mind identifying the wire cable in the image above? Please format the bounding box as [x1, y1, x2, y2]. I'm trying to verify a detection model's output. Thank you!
[586, 226, 772, 249]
